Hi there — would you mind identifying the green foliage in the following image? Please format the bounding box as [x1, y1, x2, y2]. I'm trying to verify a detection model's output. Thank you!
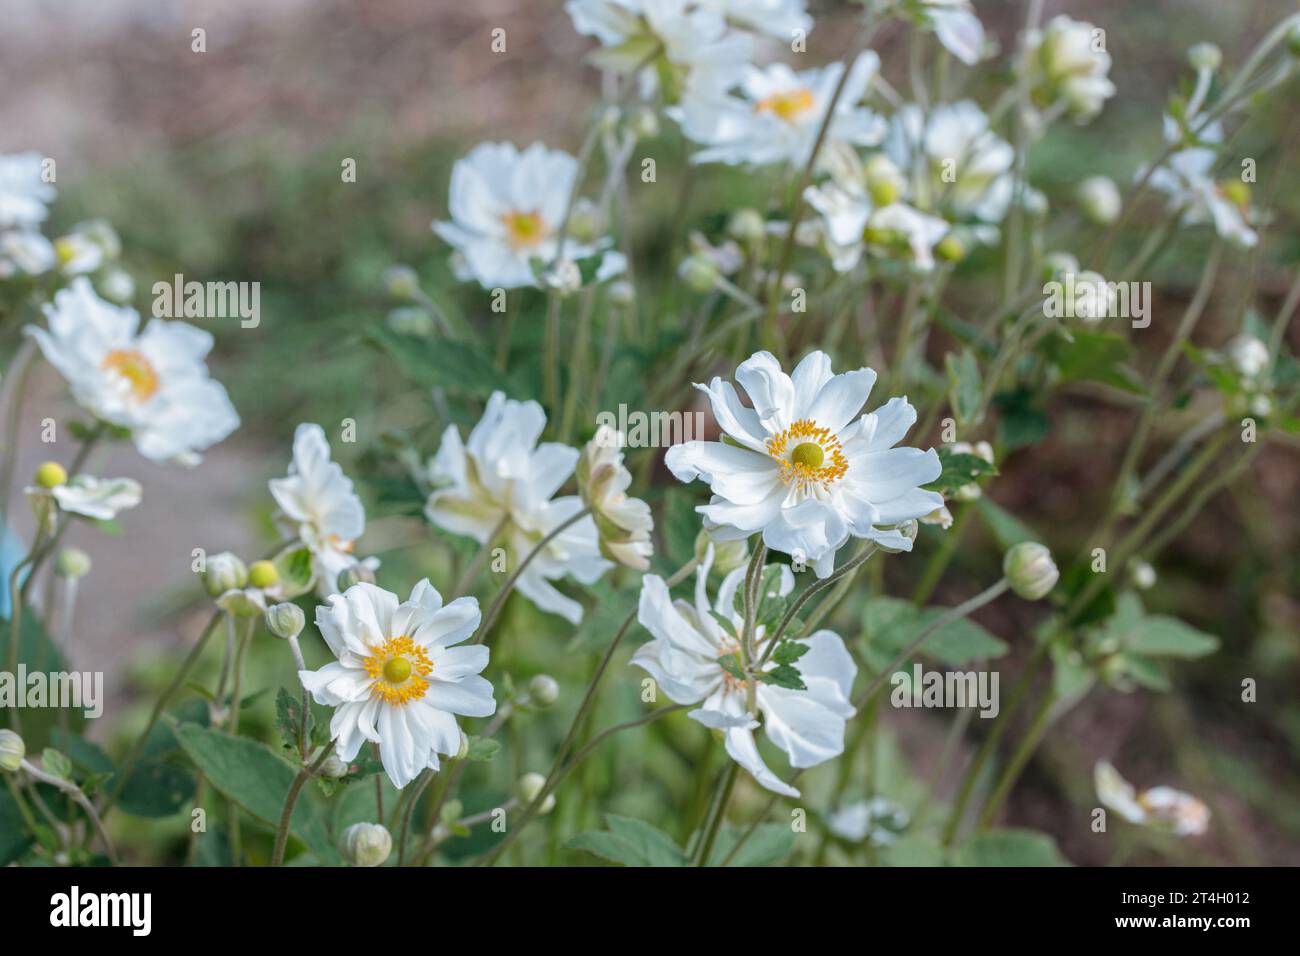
[954, 829, 1067, 867]
[863, 597, 1008, 669]
[927, 449, 998, 495]
[567, 814, 690, 866]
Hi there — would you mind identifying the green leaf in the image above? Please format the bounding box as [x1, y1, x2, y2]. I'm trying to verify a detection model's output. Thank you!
[926, 449, 997, 495]
[955, 829, 1067, 866]
[114, 761, 196, 818]
[367, 326, 510, 399]
[994, 389, 1050, 450]
[0, 785, 34, 865]
[733, 565, 789, 632]
[464, 736, 502, 762]
[274, 686, 313, 754]
[718, 654, 746, 681]
[974, 497, 1036, 549]
[863, 597, 1008, 668]
[772, 641, 810, 665]
[1124, 616, 1220, 659]
[758, 663, 806, 690]
[946, 349, 982, 426]
[882, 835, 947, 866]
[566, 814, 689, 866]
[1049, 330, 1145, 394]
[40, 748, 73, 781]
[172, 722, 336, 862]
[662, 487, 703, 569]
[706, 823, 795, 867]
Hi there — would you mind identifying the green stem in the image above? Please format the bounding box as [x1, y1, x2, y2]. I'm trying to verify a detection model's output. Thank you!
[976, 687, 1057, 828]
[693, 761, 739, 867]
[271, 743, 334, 866]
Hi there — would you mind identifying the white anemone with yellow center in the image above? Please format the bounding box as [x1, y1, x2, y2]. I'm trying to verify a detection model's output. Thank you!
[671, 53, 885, 168]
[1147, 118, 1258, 249]
[300, 580, 495, 789]
[425, 391, 611, 624]
[25, 278, 239, 464]
[270, 423, 375, 597]
[631, 545, 856, 797]
[1094, 761, 1210, 837]
[665, 350, 943, 577]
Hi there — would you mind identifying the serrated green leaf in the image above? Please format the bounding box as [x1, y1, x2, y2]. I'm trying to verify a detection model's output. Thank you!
[926, 449, 997, 495]
[465, 736, 502, 762]
[946, 349, 982, 425]
[955, 829, 1067, 866]
[706, 823, 795, 866]
[566, 814, 688, 866]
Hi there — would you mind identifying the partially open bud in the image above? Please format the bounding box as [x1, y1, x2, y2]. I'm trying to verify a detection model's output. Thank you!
[517, 771, 556, 815]
[203, 552, 248, 597]
[320, 754, 350, 778]
[342, 822, 392, 867]
[35, 461, 67, 489]
[864, 154, 906, 207]
[248, 560, 279, 590]
[265, 602, 305, 641]
[1003, 542, 1059, 600]
[1077, 175, 1121, 225]
[578, 425, 654, 571]
[0, 729, 24, 772]
[527, 674, 560, 709]
[56, 547, 92, 580]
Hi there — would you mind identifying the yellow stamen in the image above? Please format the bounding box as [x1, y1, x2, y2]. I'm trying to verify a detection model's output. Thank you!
[102, 348, 160, 402]
[364, 635, 433, 707]
[766, 419, 849, 489]
[755, 87, 816, 124]
[501, 209, 548, 249]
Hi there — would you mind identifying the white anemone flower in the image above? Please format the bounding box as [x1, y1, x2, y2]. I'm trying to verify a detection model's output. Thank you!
[910, 1, 986, 65]
[0, 152, 56, 230]
[425, 391, 611, 623]
[434, 142, 618, 290]
[883, 101, 1014, 224]
[27, 475, 142, 521]
[566, 0, 752, 94]
[578, 425, 655, 571]
[672, 54, 885, 168]
[25, 278, 239, 465]
[827, 796, 910, 845]
[1024, 16, 1116, 122]
[804, 180, 949, 272]
[0, 230, 56, 277]
[699, 0, 812, 40]
[301, 580, 495, 789]
[271, 423, 376, 596]
[664, 350, 943, 577]
[1095, 761, 1210, 837]
[631, 546, 856, 796]
[1147, 119, 1258, 248]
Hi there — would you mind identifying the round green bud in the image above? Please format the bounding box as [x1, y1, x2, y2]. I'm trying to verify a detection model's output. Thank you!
[1188, 43, 1221, 72]
[1003, 542, 1060, 600]
[320, 754, 350, 779]
[265, 602, 305, 640]
[35, 461, 67, 489]
[0, 729, 24, 772]
[248, 560, 279, 590]
[342, 822, 392, 867]
[517, 771, 556, 815]
[868, 176, 900, 208]
[678, 254, 719, 294]
[203, 551, 248, 597]
[382, 264, 421, 301]
[56, 547, 92, 580]
[1219, 179, 1250, 208]
[936, 234, 966, 263]
[727, 208, 766, 245]
[528, 674, 560, 708]
[607, 279, 636, 307]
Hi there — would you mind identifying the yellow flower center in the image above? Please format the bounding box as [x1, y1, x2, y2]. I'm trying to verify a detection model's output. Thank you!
[766, 419, 848, 489]
[102, 348, 160, 402]
[364, 635, 433, 707]
[501, 209, 548, 249]
[755, 87, 816, 124]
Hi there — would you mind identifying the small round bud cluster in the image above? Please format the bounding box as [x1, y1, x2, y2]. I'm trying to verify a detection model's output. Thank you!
[1003, 542, 1060, 600]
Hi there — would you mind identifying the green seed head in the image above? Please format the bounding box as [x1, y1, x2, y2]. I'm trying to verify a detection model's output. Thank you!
[791, 442, 825, 468]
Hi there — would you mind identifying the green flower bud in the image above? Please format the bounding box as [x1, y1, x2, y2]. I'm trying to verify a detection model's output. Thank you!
[342, 822, 392, 867]
[727, 208, 766, 245]
[440, 798, 464, 824]
[386, 306, 436, 337]
[1003, 542, 1059, 600]
[203, 551, 248, 597]
[1188, 43, 1221, 72]
[320, 754, 350, 778]
[0, 729, 24, 772]
[56, 547, 92, 580]
[383, 264, 421, 301]
[527, 674, 560, 708]
[678, 254, 719, 294]
[265, 602, 305, 640]
[936, 234, 966, 263]
[248, 560, 279, 590]
[517, 771, 556, 815]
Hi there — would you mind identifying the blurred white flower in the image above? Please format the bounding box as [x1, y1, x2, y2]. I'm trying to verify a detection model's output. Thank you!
[301, 580, 495, 789]
[578, 426, 654, 571]
[434, 142, 607, 289]
[804, 180, 949, 272]
[0, 230, 55, 277]
[53, 232, 104, 276]
[665, 350, 943, 576]
[827, 796, 910, 845]
[700, 0, 811, 40]
[671, 53, 885, 168]
[1226, 334, 1270, 381]
[1077, 175, 1121, 224]
[883, 101, 1014, 224]
[1147, 119, 1258, 248]
[631, 546, 856, 797]
[1095, 761, 1210, 836]
[26, 278, 239, 465]
[1067, 270, 1117, 325]
[910, 0, 986, 65]
[1024, 16, 1116, 122]
[426, 391, 611, 623]
[27, 474, 142, 521]
[271, 423, 377, 597]
[0, 152, 56, 230]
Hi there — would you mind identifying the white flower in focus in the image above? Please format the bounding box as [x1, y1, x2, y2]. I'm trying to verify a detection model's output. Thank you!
[1226, 334, 1270, 381]
[434, 142, 610, 290]
[426, 392, 611, 623]
[672, 54, 886, 168]
[883, 101, 1014, 224]
[664, 350, 943, 577]
[911, 1, 986, 65]
[0, 152, 56, 230]
[1024, 16, 1116, 122]
[25, 278, 239, 464]
[301, 579, 495, 789]
[578, 426, 654, 571]
[1147, 119, 1258, 248]
[1095, 761, 1210, 836]
[631, 546, 856, 796]
[827, 796, 910, 845]
[566, 0, 752, 95]
[271, 423, 376, 597]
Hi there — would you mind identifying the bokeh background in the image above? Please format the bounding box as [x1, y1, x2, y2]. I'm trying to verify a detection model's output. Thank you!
[2, 0, 1298, 865]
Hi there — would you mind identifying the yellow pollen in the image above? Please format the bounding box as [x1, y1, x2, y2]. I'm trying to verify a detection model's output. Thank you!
[501, 209, 547, 249]
[766, 419, 848, 489]
[755, 87, 816, 123]
[102, 348, 160, 402]
[364, 635, 433, 707]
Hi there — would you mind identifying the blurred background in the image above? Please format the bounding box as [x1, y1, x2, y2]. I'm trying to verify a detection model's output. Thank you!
[1, 0, 1297, 865]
